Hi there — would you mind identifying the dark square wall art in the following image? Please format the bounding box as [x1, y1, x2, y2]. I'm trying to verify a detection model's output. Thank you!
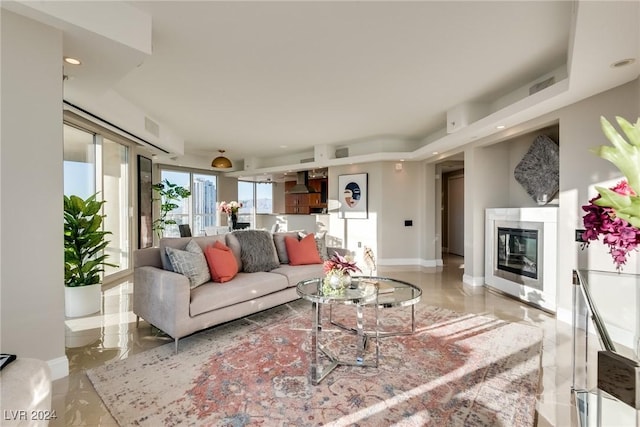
[514, 135, 559, 205]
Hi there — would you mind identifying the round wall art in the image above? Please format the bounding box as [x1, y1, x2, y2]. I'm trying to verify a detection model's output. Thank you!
[343, 181, 361, 207]
[338, 173, 368, 219]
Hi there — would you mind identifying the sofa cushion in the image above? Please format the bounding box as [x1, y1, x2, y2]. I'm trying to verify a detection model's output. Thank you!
[231, 230, 280, 273]
[285, 233, 322, 265]
[165, 240, 210, 289]
[204, 241, 238, 283]
[298, 231, 329, 261]
[271, 264, 325, 288]
[159, 235, 226, 271]
[189, 272, 289, 315]
[272, 231, 301, 264]
[224, 233, 243, 271]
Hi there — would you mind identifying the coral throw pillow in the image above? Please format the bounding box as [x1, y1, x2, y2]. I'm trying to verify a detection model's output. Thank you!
[285, 233, 322, 266]
[204, 241, 239, 283]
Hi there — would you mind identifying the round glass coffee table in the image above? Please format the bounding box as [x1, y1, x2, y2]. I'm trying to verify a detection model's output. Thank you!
[297, 277, 379, 385]
[330, 276, 422, 337]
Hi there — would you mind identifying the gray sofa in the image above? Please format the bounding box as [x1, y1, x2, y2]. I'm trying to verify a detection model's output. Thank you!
[133, 231, 342, 352]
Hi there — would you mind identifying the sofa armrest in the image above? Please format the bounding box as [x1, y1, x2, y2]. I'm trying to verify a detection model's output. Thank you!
[133, 266, 191, 340]
[134, 247, 162, 268]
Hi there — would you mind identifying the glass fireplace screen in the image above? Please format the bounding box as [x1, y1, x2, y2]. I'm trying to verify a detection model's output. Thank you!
[497, 227, 538, 279]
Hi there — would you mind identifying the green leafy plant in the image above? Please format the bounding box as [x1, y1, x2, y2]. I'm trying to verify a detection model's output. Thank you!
[592, 116, 640, 228]
[64, 194, 117, 287]
[152, 179, 191, 239]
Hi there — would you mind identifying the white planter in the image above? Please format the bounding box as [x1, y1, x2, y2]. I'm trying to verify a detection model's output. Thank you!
[64, 283, 102, 318]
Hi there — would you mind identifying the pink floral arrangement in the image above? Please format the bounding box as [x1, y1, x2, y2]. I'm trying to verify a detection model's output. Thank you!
[219, 201, 242, 215]
[582, 180, 640, 269]
[323, 252, 361, 275]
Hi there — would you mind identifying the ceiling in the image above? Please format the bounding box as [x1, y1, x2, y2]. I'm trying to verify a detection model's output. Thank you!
[9, 1, 639, 175]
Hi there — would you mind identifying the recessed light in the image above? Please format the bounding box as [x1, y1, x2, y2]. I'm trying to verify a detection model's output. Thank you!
[280, 145, 288, 149]
[64, 57, 82, 65]
[432, 151, 439, 155]
[611, 58, 636, 68]
[496, 125, 506, 130]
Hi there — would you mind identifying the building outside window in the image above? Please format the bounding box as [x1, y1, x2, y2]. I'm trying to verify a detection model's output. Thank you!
[159, 169, 218, 237]
[237, 181, 273, 226]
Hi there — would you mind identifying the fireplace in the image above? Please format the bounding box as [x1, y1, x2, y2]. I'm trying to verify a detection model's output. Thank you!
[497, 227, 538, 280]
[485, 208, 557, 312]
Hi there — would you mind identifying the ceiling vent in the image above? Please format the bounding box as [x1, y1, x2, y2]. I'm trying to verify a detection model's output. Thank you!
[529, 76, 555, 95]
[144, 117, 160, 137]
[335, 147, 349, 158]
[300, 157, 314, 163]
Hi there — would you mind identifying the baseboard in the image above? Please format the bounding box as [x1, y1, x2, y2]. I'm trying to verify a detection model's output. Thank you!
[462, 274, 484, 287]
[378, 258, 443, 268]
[48, 355, 69, 380]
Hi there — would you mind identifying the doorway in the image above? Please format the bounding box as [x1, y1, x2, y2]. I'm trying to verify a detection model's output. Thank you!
[441, 166, 464, 257]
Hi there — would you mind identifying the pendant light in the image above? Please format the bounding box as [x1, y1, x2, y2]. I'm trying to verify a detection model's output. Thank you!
[211, 150, 232, 168]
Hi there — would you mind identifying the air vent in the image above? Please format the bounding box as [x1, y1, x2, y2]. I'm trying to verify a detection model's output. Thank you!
[529, 76, 555, 95]
[335, 148, 349, 158]
[300, 157, 314, 163]
[144, 117, 160, 137]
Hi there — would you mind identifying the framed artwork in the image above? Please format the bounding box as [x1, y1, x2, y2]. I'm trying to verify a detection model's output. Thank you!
[137, 155, 153, 248]
[338, 173, 368, 219]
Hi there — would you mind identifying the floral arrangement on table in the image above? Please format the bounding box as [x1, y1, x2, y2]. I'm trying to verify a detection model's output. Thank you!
[219, 201, 242, 215]
[581, 116, 640, 270]
[322, 251, 361, 293]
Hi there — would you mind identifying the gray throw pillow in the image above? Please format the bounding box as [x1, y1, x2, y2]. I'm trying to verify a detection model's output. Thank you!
[165, 240, 211, 289]
[232, 230, 280, 273]
[272, 231, 301, 264]
[298, 231, 329, 261]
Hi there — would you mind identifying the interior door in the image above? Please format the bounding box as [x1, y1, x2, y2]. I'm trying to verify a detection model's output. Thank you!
[448, 174, 464, 256]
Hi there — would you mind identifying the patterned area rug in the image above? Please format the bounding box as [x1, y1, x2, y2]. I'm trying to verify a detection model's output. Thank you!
[87, 300, 543, 426]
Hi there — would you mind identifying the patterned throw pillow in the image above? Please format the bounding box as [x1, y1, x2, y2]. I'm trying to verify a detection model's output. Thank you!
[165, 240, 211, 289]
[298, 231, 329, 261]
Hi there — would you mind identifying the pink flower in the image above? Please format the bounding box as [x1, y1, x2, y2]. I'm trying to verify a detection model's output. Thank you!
[323, 252, 361, 275]
[581, 180, 640, 270]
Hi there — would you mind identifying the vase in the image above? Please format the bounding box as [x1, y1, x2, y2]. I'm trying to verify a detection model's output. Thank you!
[327, 271, 351, 290]
[229, 213, 238, 230]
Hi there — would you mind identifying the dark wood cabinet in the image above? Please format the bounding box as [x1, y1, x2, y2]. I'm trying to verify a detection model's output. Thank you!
[284, 177, 327, 214]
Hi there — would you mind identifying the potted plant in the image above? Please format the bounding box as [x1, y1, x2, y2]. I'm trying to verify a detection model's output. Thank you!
[152, 179, 191, 240]
[64, 193, 117, 317]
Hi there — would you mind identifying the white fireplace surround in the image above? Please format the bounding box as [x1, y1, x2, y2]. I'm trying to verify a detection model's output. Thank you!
[485, 207, 558, 313]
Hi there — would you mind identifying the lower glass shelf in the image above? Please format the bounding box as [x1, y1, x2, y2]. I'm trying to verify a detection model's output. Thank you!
[574, 389, 640, 426]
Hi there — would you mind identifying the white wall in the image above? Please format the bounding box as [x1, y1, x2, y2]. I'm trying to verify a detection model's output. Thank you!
[556, 78, 640, 318]
[461, 78, 639, 315]
[0, 10, 68, 378]
[327, 161, 438, 269]
[463, 143, 511, 285]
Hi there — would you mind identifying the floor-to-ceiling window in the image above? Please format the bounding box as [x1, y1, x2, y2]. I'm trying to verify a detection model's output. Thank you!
[159, 169, 218, 237]
[63, 122, 132, 280]
[237, 181, 273, 226]
[102, 138, 129, 274]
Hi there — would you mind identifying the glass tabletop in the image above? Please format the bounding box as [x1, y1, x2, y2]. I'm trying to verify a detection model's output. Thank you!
[296, 276, 421, 307]
[296, 277, 378, 305]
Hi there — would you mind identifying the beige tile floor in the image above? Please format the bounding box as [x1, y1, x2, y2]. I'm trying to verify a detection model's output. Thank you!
[51, 254, 578, 426]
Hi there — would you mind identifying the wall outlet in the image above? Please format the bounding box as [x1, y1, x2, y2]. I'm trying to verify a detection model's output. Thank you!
[357, 241, 362, 248]
[575, 229, 586, 242]
[405, 220, 413, 227]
